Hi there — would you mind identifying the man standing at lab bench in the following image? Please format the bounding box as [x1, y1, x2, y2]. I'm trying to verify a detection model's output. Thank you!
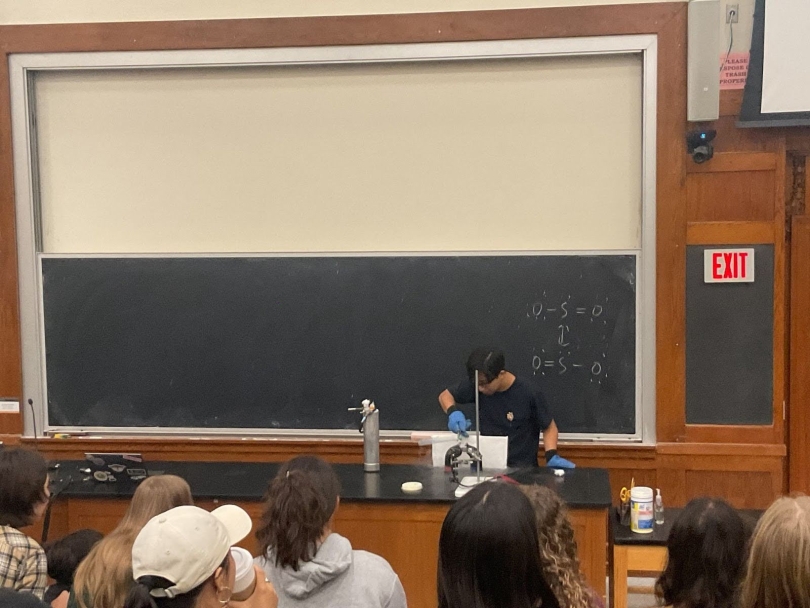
[438, 347, 575, 468]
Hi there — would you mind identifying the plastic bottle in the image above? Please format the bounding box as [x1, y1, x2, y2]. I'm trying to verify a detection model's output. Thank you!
[654, 488, 665, 525]
[630, 486, 654, 533]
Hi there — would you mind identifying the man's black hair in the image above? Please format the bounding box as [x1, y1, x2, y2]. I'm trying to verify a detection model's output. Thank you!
[465, 348, 505, 383]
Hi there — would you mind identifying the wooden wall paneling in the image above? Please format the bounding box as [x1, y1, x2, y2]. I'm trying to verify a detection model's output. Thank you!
[656, 443, 785, 508]
[0, 48, 22, 436]
[713, 117, 786, 154]
[683, 142, 787, 446]
[789, 215, 810, 492]
[773, 138, 788, 448]
[26, 501, 69, 545]
[31, 437, 431, 464]
[0, 5, 686, 54]
[686, 152, 778, 173]
[655, 5, 689, 444]
[686, 164, 777, 222]
[563, 444, 657, 505]
[686, 221, 774, 244]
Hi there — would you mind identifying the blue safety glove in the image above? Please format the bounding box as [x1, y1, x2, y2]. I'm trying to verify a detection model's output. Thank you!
[546, 453, 576, 469]
[447, 407, 472, 436]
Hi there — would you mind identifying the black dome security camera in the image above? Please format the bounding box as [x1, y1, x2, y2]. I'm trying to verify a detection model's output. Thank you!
[686, 129, 717, 164]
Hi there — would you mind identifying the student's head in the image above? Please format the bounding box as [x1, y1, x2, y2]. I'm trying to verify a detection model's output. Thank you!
[466, 347, 506, 395]
[738, 495, 810, 608]
[438, 481, 559, 608]
[0, 447, 50, 528]
[256, 455, 341, 571]
[124, 505, 252, 608]
[45, 529, 103, 586]
[519, 485, 593, 608]
[118, 475, 195, 530]
[656, 497, 751, 608]
[74, 474, 194, 608]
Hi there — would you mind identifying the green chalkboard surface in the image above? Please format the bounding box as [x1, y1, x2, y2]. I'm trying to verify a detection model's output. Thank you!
[42, 255, 636, 433]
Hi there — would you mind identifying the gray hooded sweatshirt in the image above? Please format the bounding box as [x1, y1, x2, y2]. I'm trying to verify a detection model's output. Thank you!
[256, 533, 407, 608]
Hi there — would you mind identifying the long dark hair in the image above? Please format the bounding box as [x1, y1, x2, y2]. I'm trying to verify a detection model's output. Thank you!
[256, 455, 341, 570]
[123, 555, 229, 608]
[656, 497, 752, 608]
[438, 482, 560, 608]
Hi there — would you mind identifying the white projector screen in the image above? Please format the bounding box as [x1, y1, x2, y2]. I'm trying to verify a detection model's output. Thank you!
[761, 0, 810, 114]
[33, 56, 643, 254]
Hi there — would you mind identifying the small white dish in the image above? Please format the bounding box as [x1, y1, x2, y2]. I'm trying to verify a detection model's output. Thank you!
[401, 481, 423, 494]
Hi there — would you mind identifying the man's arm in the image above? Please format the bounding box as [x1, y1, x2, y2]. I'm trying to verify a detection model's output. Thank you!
[438, 389, 456, 413]
[542, 419, 559, 452]
[541, 419, 575, 468]
[439, 388, 471, 435]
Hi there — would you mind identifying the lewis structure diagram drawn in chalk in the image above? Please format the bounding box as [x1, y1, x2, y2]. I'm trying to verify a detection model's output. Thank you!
[525, 292, 614, 385]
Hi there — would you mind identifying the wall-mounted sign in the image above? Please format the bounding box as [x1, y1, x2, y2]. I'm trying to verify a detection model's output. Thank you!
[704, 248, 755, 283]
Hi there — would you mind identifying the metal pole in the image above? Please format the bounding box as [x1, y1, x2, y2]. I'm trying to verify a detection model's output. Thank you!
[475, 370, 481, 482]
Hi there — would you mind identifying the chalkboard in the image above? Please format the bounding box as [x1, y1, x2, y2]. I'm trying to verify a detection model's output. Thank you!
[42, 255, 636, 433]
[686, 245, 773, 425]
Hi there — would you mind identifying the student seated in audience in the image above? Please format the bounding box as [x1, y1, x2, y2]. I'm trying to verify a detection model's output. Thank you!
[738, 495, 810, 608]
[255, 455, 406, 608]
[438, 481, 560, 608]
[0, 447, 51, 599]
[656, 497, 752, 608]
[520, 485, 603, 608]
[124, 504, 277, 608]
[70, 475, 193, 608]
[0, 588, 51, 608]
[43, 530, 103, 608]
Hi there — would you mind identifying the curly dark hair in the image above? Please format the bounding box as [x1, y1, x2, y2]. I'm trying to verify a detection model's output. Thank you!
[520, 485, 598, 608]
[256, 456, 341, 570]
[0, 447, 49, 528]
[656, 497, 752, 608]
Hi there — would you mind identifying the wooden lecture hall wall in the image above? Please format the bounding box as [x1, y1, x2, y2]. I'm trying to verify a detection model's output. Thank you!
[0, 3, 805, 509]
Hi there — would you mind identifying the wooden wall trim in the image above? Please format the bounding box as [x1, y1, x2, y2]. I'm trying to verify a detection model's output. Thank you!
[686, 221, 775, 244]
[657, 442, 786, 457]
[0, 49, 22, 435]
[684, 425, 782, 445]
[22, 436, 786, 461]
[773, 138, 787, 448]
[0, 4, 685, 52]
[789, 214, 810, 492]
[655, 6, 689, 444]
[687, 152, 778, 173]
[0, 4, 689, 442]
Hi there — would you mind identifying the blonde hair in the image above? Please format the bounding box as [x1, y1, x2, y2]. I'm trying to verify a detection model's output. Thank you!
[520, 485, 597, 608]
[73, 475, 193, 608]
[738, 495, 810, 608]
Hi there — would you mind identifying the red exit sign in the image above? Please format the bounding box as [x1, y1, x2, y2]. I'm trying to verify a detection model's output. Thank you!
[704, 248, 755, 283]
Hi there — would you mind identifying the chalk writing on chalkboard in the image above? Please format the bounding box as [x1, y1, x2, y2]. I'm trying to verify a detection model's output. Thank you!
[526, 295, 613, 384]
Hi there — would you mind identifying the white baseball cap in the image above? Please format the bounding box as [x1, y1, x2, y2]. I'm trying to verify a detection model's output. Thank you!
[132, 504, 253, 599]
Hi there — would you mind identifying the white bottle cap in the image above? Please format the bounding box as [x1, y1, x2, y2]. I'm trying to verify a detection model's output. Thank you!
[230, 547, 256, 594]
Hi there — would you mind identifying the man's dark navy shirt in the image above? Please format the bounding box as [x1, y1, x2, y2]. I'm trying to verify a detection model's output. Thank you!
[449, 376, 553, 468]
